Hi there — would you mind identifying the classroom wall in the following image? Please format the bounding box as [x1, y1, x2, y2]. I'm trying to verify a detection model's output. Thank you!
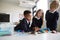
[0, 2, 31, 23]
[0, 2, 31, 28]
[0, 0, 60, 31]
[57, 7, 60, 32]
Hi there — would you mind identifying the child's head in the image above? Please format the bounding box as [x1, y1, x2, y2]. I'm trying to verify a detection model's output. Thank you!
[23, 10, 31, 21]
[50, 1, 59, 10]
[35, 9, 44, 18]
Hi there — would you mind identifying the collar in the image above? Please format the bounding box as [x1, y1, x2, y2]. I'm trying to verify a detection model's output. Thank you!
[35, 16, 40, 20]
[27, 20, 30, 24]
[25, 19, 30, 24]
[49, 10, 56, 13]
[26, 19, 31, 27]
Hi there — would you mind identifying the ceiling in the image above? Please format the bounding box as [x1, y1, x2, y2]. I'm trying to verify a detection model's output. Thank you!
[19, 0, 38, 8]
[0, 0, 38, 8]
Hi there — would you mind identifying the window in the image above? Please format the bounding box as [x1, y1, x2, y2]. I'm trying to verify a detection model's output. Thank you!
[36, 0, 48, 21]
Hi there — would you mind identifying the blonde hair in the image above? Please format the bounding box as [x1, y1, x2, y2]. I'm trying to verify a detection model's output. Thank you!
[35, 9, 44, 19]
[50, 1, 59, 9]
[35, 9, 44, 24]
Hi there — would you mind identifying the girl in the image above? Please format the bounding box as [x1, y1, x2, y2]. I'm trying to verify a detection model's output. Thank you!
[31, 9, 44, 34]
[45, 1, 59, 33]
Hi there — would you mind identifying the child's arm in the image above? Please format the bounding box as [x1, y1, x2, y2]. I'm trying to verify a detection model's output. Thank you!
[53, 12, 59, 21]
[31, 18, 37, 27]
[56, 12, 59, 20]
[45, 10, 48, 21]
[20, 20, 28, 32]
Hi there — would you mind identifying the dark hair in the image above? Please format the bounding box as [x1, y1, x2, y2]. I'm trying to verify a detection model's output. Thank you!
[24, 10, 31, 15]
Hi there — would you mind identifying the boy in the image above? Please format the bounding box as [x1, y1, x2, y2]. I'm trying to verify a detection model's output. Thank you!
[14, 10, 32, 32]
[45, 1, 59, 33]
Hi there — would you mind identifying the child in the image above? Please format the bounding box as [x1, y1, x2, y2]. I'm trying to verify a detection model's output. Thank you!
[45, 1, 59, 33]
[31, 9, 44, 34]
[14, 10, 32, 32]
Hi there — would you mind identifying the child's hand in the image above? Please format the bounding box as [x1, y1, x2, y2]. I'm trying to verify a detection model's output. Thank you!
[35, 27, 40, 32]
[45, 30, 48, 33]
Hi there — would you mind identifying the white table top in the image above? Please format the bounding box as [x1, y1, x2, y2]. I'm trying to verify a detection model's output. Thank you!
[0, 32, 60, 40]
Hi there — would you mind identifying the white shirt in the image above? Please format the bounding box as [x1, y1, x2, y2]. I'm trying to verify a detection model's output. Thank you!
[35, 16, 40, 20]
[26, 20, 30, 24]
[49, 10, 56, 13]
[26, 20, 31, 27]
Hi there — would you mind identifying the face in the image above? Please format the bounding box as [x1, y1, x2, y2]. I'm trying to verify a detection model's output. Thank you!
[50, 1, 59, 12]
[37, 11, 43, 18]
[50, 7, 57, 12]
[50, 4, 56, 9]
[25, 13, 32, 21]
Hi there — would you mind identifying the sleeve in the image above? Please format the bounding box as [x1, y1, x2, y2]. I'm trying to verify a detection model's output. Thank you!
[56, 12, 59, 20]
[14, 19, 28, 32]
[53, 12, 59, 21]
[20, 20, 28, 31]
[31, 18, 37, 27]
[41, 19, 43, 26]
[52, 12, 59, 22]
[45, 10, 48, 21]
[14, 23, 21, 31]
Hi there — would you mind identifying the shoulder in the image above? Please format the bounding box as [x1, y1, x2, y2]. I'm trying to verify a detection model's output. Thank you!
[52, 11, 59, 18]
[33, 17, 36, 19]
[46, 10, 49, 13]
[21, 18, 27, 23]
[45, 10, 50, 16]
[32, 17, 36, 19]
[55, 11, 59, 14]
[32, 17, 37, 22]
[46, 10, 50, 15]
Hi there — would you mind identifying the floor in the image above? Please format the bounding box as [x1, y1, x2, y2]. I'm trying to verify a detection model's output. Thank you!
[0, 32, 60, 40]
